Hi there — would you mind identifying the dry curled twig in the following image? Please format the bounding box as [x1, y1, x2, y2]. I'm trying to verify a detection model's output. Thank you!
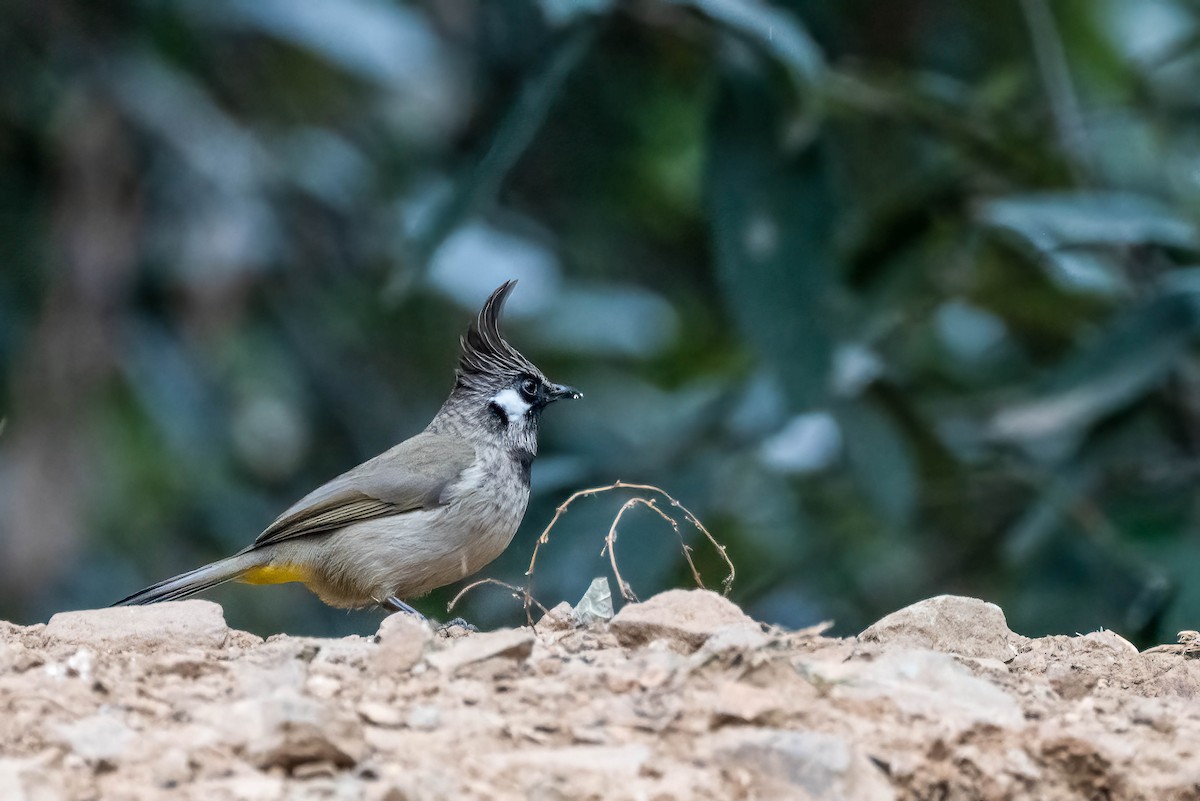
[447, 578, 549, 618]
[448, 480, 735, 626]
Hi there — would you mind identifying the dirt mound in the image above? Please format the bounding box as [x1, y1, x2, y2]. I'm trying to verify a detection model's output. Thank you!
[2, 590, 1199, 800]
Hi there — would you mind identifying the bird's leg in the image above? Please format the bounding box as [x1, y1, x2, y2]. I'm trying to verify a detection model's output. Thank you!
[382, 595, 427, 622]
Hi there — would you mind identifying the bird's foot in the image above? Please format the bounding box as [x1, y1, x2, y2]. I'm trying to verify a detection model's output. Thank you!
[381, 595, 427, 622]
[437, 617, 478, 634]
[380, 596, 475, 635]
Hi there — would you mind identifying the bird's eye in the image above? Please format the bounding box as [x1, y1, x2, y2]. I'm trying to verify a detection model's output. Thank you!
[518, 377, 539, 401]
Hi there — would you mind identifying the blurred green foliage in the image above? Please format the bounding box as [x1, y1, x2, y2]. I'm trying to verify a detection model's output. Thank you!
[3, 0, 1200, 644]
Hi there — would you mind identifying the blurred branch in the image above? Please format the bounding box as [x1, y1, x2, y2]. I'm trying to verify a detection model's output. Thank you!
[823, 69, 1060, 184]
[841, 169, 967, 289]
[1067, 495, 1173, 639]
[1019, 0, 1096, 184]
[1002, 463, 1095, 565]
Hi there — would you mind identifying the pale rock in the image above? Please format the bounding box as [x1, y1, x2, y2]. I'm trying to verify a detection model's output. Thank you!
[483, 744, 651, 776]
[290, 762, 340, 781]
[426, 628, 534, 675]
[635, 643, 687, 689]
[1080, 629, 1139, 655]
[710, 681, 784, 723]
[609, 589, 759, 651]
[230, 657, 308, 698]
[537, 602, 575, 630]
[64, 648, 94, 681]
[859, 595, 1019, 662]
[0, 755, 63, 801]
[53, 712, 134, 764]
[150, 747, 193, 788]
[0, 640, 41, 673]
[366, 768, 460, 801]
[701, 624, 771, 655]
[246, 637, 321, 667]
[309, 636, 375, 668]
[185, 773, 286, 801]
[708, 728, 894, 801]
[405, 704, 441, 731]
[826, 648, 1024, 730]
[357, 702, 405, 728]
[372, 786, 413, 801]
[1132, 653, 1200, 698]
[1010, 629, 1149, 700]
[44, 601, 229, 651]
[217, 689, 364, 769]
[224, 629, 265, 649]
[306, 672, 342, 699]
[954, 656, 1012, 677]
[374, 614, 433, 672]
[0, 621, 41, 647]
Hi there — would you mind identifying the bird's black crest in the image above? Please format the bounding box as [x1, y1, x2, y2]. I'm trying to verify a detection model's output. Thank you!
[456, 280, 541, 389]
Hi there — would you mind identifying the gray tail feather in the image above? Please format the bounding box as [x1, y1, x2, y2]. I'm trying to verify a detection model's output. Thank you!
[112, 554, 257, 606]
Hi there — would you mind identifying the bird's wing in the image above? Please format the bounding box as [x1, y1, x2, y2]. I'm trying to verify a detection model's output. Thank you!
[247, 432, 476, 549]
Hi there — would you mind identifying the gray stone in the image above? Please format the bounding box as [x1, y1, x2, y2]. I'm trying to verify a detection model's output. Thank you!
[483, 744, 651, 776]
[44, 600, 229, 651]
[822, 648, 1024, 730]
[53, 713, 134, 764]
[0, 756, 64, 801]
[357, 701, 405, 728]
[859, 595, 1019, 662]
[609, 589, 758, 651]
[536, 602, 576, 630]
[404, 704, 441, 731]
[701, 624, 770, 655]
[374, 614, 432, 672]
[708, 728, 894, 801]
[426, 628, 534, 674]
[186, 774, 286, 801]
[215, 689, 365, 770]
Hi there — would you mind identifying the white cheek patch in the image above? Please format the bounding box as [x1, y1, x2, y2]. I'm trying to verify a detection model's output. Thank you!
[490, 387, 532, 423]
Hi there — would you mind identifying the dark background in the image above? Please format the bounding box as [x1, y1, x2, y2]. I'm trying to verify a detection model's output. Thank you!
[3, 0, 1200, 644]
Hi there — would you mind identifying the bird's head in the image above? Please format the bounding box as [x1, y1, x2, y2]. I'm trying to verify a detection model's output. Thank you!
[446, 280, 581, 451]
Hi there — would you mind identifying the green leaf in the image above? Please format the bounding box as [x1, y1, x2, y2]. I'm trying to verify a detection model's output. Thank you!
[706, 62, 835, 408]
[979, 192, 1199, 250]
[670, 0, 825, 91]
[539, 0, 614, 26]
[220, 0, 450, 86]
[835, 399, 918, 526]
[990, 287, 1200, 446]
[388, 24, 598, 294]
[978, 191, 1200, 294]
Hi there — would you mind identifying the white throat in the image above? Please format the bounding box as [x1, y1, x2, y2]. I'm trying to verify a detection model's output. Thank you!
[491, 387, 532, 424]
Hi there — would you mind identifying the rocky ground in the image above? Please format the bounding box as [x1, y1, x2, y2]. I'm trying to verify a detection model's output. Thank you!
[1, 588, 1199, 800]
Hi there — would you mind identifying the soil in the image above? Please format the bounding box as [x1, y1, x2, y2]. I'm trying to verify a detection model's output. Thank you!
[2, 588, 1199, 800]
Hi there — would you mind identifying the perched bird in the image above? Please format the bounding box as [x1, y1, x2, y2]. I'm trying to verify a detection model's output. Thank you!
[114, 280, 580, 616]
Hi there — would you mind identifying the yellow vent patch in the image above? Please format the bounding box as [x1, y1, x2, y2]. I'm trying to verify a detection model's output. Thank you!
[241, 564, 311, 586]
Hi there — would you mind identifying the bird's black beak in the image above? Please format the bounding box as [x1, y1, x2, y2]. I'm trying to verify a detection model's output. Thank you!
[547, 383, 583, 403]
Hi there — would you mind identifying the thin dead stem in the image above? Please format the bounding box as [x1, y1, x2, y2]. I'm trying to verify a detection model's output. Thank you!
[447, 578, 549, 617]
[601, 497, 647, 603]
[448, 480, 736, 627]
